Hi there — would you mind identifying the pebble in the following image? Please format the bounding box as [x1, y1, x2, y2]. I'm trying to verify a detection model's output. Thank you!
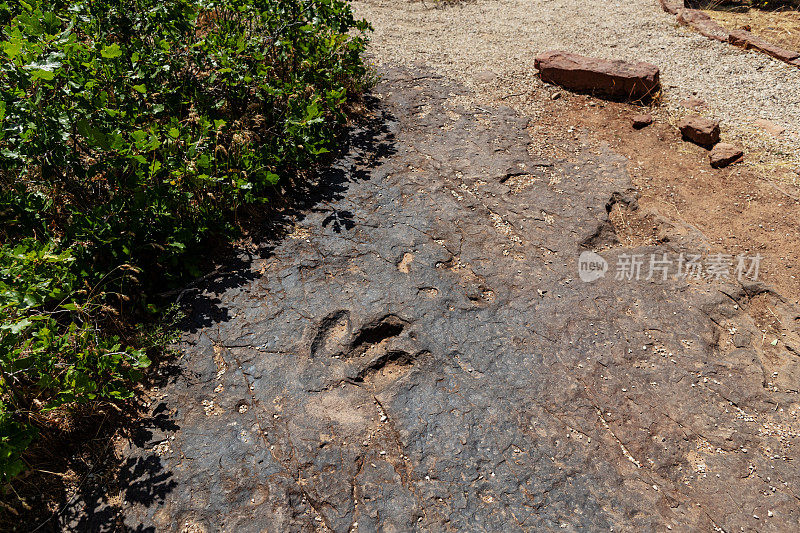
[632, 114, 653, 129]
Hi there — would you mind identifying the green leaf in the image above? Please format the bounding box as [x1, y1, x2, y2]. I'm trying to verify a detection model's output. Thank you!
[132, 84, 146, 94]
[29, 69, 55, 81]
[25, 58, 61, 81]
[77, 119, 111, 149]
[2, 40, 23, 59]
[3, 318, 31, 334]
[100, 43, 122, 59]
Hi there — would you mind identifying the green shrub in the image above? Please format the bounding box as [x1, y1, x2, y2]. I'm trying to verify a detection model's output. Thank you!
[0, 0, 369, 481]
[0, 239, 150, 479]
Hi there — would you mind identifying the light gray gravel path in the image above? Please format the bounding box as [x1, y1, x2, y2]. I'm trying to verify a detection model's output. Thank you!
[354, 0, 800, 164]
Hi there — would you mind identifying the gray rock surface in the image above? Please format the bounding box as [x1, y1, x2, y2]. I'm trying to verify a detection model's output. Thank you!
[108, 68, 800, 532]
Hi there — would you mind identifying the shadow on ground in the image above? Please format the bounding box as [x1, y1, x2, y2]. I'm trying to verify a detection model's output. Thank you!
[7, 95, 396, 533]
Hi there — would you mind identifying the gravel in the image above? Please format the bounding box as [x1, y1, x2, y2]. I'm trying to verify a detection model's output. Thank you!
[353, 0, 800, 163]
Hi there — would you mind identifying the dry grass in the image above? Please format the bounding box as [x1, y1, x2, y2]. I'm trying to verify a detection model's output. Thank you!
[703, 5, 800, 52]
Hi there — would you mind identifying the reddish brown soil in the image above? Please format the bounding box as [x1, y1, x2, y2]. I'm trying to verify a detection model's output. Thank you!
[548, 94, 800, 304]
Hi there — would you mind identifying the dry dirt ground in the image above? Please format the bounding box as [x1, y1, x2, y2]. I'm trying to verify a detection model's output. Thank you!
[552, 95, 800, 305]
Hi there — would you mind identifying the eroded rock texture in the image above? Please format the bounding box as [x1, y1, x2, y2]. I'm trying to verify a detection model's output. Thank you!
[110, 68, 800, 532]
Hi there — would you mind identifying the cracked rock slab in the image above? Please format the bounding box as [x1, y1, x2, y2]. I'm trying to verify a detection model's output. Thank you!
[107, 67, 800, 532]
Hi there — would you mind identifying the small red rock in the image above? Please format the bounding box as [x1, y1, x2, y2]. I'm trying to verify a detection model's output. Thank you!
[709, 143, 743, 168]
[679, 115, 720, 147]
[632, 114, 653, 129]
